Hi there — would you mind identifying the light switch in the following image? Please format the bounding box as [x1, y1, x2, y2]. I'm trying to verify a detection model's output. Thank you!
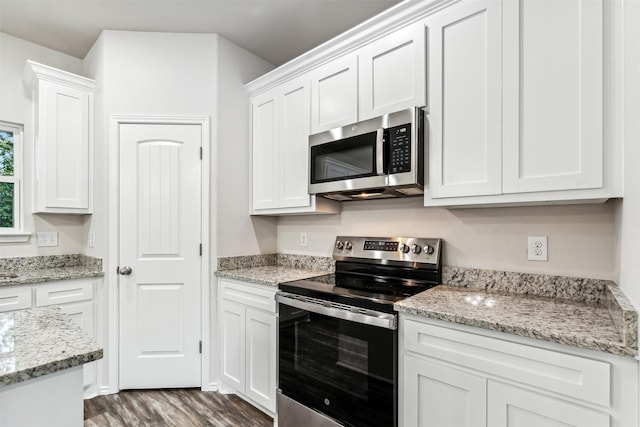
[37, 231, 59, 247]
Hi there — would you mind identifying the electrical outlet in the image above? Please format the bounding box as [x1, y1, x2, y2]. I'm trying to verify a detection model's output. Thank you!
[37, 231, 59, 247]
[527, 236, 548, 261]
[88, 231, 95, 248]
[300, 232, 308, 247]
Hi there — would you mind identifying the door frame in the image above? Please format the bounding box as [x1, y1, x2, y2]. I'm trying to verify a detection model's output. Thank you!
[107, 114, 212, 393]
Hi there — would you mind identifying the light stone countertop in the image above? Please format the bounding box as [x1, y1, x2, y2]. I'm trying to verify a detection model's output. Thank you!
[0, 266, 104, 288]
[395, 285, 636, 357]
[215, 266, 329, 287]
[0, 306, 103, 387]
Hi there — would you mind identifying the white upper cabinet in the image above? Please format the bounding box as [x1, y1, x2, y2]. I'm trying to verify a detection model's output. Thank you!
[425, 0, 616, 206]
[279, 79, 313, 209]
[251, 92, 278, 211]
[310, 55, 358, 134]
[358, 24, 426, 120]
[425, 0, 503, 199]
[251, 77, 339, 215]
[23, 61, 94, 214]
[502, 0, 603, 194]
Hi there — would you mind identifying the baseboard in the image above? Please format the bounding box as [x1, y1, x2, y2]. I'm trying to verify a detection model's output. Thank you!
[100, 385, 118, 395]
[201, 381, 219, 392]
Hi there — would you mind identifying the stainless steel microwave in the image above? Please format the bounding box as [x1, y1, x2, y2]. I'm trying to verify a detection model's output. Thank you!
[308, 107, 425, 201]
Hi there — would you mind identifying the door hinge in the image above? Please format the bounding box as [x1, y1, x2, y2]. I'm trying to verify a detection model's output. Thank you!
[199, 243, 202, 256]
[199, 340, 202, 354]
[199, 147, 203, 160]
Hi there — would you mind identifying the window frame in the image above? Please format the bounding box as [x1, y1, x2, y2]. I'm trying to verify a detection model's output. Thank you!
[0, 121, 28, 242]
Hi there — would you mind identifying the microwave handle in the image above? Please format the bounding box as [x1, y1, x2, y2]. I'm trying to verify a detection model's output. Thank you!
[376, 128, 385, 175]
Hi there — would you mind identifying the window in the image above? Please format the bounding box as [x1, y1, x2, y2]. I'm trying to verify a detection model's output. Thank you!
[0, 122, 24, 238]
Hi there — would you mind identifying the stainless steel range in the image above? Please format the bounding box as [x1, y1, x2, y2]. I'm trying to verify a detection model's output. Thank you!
[276, 236, 442, 427]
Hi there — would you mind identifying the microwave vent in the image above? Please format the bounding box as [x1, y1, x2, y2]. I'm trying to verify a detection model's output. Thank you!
[396, 187, 424, 196]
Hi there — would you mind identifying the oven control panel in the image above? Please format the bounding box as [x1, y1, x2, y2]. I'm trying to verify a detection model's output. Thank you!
[334, 236, 441, 265]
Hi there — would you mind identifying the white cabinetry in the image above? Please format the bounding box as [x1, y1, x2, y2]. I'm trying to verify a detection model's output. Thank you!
[310, 55, 358, 134]
[501, 0, 603, 194]
[219, 278, 277, 414]
[400, 315, 637, 427]
[35, 280, 97, 397]
[403, 355, 486, 427]
[424, 0, 617, 206]
[23, 61, 94, 214]
[424, 0, 502, 199]
[0, 279, 99, 398]
[251, 77, 339, 215]
[358, 24, 426, 120]
[487, 381, 610, 427]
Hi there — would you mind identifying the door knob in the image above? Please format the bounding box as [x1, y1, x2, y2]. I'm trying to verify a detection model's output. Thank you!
[118, 266, 132, 275]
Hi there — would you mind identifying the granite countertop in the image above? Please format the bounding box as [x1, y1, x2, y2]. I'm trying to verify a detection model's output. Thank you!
[0, 266, 104, 288]
[215, 266, 329, 287]
[0, 306, 103, 387]
[396, 285, 637, 357]
[0, 254, 103, 288]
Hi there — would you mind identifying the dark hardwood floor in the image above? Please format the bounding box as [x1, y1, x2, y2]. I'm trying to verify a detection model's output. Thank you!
[84, 389, 273, 427]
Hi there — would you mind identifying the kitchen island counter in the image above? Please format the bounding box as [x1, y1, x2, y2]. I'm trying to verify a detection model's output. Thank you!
[0, 305, 102, 387]
[396, 284, 637, 357]
[0, 306, 102, 426]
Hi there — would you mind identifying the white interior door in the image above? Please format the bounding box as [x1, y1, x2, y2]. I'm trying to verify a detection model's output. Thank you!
[118, 123, 202, 389]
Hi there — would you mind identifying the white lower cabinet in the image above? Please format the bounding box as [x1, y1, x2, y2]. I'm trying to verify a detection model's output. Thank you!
[219, 278, 276, 415]
[403, 356, 487, 427]
[487, 381, 610, 427]
[400, 315, 637, 427]
[0, 279, 99, 398]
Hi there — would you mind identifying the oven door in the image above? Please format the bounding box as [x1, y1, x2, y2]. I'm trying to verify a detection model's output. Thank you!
[277, 293, 398, 427]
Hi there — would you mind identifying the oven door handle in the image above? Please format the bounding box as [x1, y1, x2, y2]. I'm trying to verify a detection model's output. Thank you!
[276, 293, 397, 330]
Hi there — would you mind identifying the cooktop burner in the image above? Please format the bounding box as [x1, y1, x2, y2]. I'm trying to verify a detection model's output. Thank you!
[279, 236, 442, 313]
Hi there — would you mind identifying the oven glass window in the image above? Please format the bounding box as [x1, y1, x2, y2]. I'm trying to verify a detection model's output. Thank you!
[278, 303, 396, 427]
[310, 131, 378, 183]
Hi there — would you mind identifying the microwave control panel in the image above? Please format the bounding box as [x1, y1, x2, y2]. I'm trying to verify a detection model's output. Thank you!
[388, 123, 411, 174]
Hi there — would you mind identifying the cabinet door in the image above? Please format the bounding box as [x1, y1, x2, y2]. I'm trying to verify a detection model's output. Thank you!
[58, 299, 97, 394]
[0, 286, 31, 312]
[358, 24, 426, 120]
[310, 55, 358, 134]
[245, 308, 276, 412]
[252, 91, 279, 210]
[220, 300, 246, 392]
[40, 80, 91, 210]
[278, 78, 312, 209]
[426, 0, 502, 198]
[403, 355, 487, 427]
[488, 381, 610, 427]
[502, 0, 603, 194]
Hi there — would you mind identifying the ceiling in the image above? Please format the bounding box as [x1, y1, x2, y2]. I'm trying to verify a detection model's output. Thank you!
[0, 0, 403, 66]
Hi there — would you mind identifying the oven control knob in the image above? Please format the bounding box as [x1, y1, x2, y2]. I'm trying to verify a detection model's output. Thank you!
[400, 243, 410, 254]
[411, 244, 421, 254]
[344, 241, 353, 250]
[424, 245, 435, 255]
[335, 241, 344, 250]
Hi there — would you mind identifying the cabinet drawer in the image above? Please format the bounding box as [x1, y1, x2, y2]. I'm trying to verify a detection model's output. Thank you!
[220, 279, 276, 313]
[0, 287, 32, 312]
[404, 318, 611, 407]
[35, 280, 94, 307]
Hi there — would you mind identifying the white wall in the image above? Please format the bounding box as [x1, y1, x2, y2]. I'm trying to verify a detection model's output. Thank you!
[82, 30, 276, 392]
[215, 37, 276, 258]
[278, 198, 618, 280]
[0, 32, 88, 257]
